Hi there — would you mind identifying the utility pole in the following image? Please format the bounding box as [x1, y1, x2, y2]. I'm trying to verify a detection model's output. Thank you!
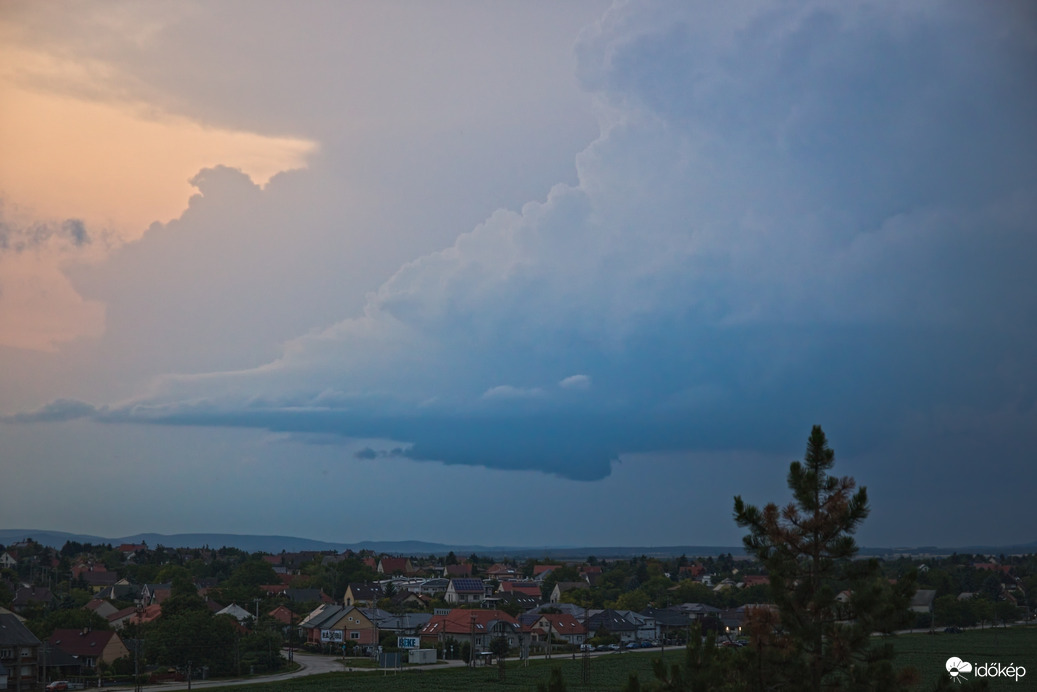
[134, 601, 143, 692]
[288, 608, 294, 663]
[582, 642, 589, 685]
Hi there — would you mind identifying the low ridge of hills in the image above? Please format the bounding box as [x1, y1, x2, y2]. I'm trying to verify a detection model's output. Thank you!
[1, 528, 1033, 558]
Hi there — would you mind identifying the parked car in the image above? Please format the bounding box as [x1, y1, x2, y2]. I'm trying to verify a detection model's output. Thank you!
[944, 626, 963, 634]
[626, 642, 640, 649]
[46, 682, 69, 692]
[640, 640, 654, 648]
[608, 643, 621, 651]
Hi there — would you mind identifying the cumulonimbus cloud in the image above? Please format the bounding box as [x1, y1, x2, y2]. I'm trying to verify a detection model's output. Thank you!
[17, 0, 1037, 481]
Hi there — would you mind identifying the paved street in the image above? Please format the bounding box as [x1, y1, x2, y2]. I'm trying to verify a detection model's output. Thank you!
[102, 652, 345, 691]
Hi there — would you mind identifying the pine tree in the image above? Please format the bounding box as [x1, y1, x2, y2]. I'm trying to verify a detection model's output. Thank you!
[733, 426, 916, 691]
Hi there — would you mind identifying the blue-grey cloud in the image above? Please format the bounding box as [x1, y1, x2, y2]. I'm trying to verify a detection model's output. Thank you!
[559, 374, 591, 390]
[22, 0, 1037, 485]
[0, 203, 92, 253]
[6, 398, 98, 423]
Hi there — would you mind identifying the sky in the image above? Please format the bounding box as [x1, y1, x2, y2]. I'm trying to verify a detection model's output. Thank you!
[2, 0, 1036, 550]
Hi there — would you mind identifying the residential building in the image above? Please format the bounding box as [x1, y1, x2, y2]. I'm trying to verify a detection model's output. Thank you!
[0, 613, 41, 690]
[377, 558, 414, 576]
[47, 629, 129, 670]
[416, 578, 449, 597]
[11, 586, 55, 614]
[344, 583, 382, 607]
[444, 563, 473, 578]
[528, 613, 587, 650]
[500, 581, 541, 598]
[300, 606, 380, 648]
[83, 599, 119, 621]
[584, 609, 639, 643]
[445, 578, 485, 604]
[550, 581, 589, 603]
[139, 584, 172, 606]
[215, 604, 253, 624]
[419, 609, 525, 651]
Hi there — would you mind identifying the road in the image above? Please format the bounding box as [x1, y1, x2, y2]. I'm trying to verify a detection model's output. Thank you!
[102, 652, 346, 691]
[96, 646, 668, 691]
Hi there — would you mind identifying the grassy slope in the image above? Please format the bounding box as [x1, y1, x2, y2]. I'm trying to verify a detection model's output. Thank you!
[891, 625, 1036, 690]
[190, 627, 1037, 691]
[202, 650, 683, 691]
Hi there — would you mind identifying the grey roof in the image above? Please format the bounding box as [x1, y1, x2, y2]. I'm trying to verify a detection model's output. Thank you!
[42, 643, 82, 668]
[285, 588, 325, 602]
[585, 609, 636, 632]
[13, 585, 55, 605]
[374, 613, 433, 631]
[95, 583, 139, 601]
[298, 604, 345, 629]
[0, 613, 42, 647]
[358, 607, 393, 622]
[487, 592, 541, 610]
[615, 610, 655, 626]
[215, 603, 253, 622]
[346, 583, 383, 601]
[910, 589, 937, 611]
[552, 581, 589, 593]
[642, 607, 690, 627]
[529, 602, 586, 619]
[676, 602, 722, 615]
[142, 583, 172, 591]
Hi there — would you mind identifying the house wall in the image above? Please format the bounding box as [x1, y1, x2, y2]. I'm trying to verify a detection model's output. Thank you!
[102, 636, 130, 665]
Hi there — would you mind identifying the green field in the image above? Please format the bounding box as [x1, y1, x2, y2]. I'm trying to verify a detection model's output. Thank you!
[194, 628, 1036, 691]
[206, 650, 684, 691]
[891, 626, 1036, 690]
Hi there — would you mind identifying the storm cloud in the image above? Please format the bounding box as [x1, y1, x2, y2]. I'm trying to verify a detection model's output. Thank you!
[61, 0, 1036, 483]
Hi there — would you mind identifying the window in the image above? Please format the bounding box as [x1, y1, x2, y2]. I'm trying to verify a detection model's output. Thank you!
[350, 632, 360, 640]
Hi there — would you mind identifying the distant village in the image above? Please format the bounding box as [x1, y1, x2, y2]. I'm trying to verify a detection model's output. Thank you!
[1, 537, 1034, 689]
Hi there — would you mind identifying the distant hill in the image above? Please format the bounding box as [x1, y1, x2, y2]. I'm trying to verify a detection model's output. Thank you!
[0, 528, 745, 557]
[1, 528, 1033, 558]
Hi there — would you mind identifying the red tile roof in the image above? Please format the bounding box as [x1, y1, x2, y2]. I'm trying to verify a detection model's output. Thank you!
[445, 563, 473, 577]
[533, 613, 587, 636]
[127, 604, 163, 624]
[379, 557, 411, 574]
[48, 629, 121, 657]
[420, 609, 518, 636]
[268, 605, 295, 625]
[117, 543, 147, 553]
[500, 582, 541, 597]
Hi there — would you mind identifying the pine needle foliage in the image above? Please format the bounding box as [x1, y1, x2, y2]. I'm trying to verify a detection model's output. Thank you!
[733, 426, 917, 692]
